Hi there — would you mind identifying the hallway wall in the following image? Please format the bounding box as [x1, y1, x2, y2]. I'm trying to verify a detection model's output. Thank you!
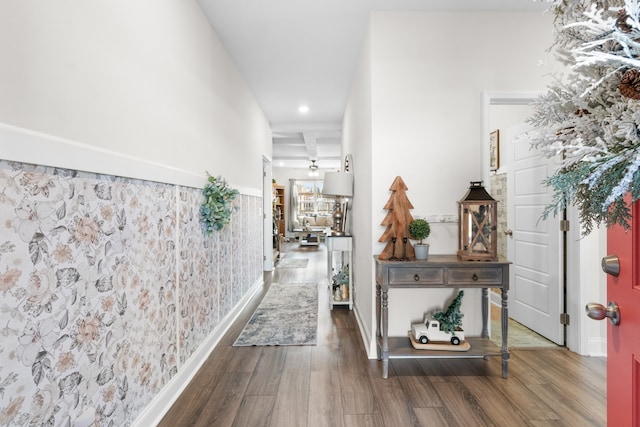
[344, 11, 557, 353]
[0, 158, 262, 425]
[0, 1, 271, 188]
[0, 1, 271, 425]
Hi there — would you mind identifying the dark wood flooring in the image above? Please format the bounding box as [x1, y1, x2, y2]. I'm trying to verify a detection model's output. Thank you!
[159, 242, 606, 426]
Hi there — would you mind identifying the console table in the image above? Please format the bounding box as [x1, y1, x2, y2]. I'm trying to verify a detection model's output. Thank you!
[293, 228, 329, 244]
[327, 236, 353, 310]
[374, 255, 510, 379]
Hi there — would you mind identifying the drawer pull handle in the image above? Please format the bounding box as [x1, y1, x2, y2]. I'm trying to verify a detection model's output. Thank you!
[414, 274, 420, 281]
[472, 273, 478, 281]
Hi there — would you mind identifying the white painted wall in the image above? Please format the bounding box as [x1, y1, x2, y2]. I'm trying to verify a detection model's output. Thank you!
[344, 11, 557, 355]
[489, 104, 535, 174]
[342, 26, 374, 353]
[0, 3, 272, 423]
[580, 226, 607, 356]
[0, 1, 271, 191]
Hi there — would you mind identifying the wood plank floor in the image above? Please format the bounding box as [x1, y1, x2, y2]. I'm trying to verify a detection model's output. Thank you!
[159, 242, 606, 427]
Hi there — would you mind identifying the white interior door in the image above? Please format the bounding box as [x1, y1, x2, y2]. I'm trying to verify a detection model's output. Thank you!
[506, 123, 564, 344]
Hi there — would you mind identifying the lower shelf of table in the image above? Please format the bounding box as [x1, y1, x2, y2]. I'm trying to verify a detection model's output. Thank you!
[331, 300, 352, 309]
[381, 336, 504, 359]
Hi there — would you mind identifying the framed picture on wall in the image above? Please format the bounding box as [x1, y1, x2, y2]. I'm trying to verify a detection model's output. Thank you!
[489, 129, 500, 171]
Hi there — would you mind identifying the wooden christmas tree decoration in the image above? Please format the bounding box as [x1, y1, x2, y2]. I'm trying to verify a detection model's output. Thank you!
[378, 176, 416, 260]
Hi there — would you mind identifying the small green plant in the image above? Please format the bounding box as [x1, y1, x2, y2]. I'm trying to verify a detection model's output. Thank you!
[200, 173, 239, 234]
[408, 218, 431, 244]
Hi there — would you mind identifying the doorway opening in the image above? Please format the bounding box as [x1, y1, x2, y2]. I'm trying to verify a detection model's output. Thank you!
[483, 91, 568, 349]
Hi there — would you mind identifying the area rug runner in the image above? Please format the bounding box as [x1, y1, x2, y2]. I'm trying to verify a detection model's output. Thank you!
[233, 282, 318, 346]
[276, 257, 309, 268]
[491, 317, 557, 348]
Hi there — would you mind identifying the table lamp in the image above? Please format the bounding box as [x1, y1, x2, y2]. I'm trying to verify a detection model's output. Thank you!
[322, 171, 353, 236]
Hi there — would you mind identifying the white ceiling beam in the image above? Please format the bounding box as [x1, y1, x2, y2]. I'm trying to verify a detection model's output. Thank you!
[271, 122, 341, 132]
[303, 131, 318, 161]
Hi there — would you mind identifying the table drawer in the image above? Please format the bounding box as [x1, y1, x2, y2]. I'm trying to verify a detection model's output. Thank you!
[448, 267, 502, 285]
[388, 267, 444, 285]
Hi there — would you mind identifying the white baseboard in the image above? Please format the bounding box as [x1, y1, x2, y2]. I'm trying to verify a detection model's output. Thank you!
[353, 306, 376, 359]
[586, 338, 607, 357]
[131, 278, 263, 427]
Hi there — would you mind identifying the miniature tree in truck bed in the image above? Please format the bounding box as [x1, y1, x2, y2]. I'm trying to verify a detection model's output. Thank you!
[433, 290, 464, 334]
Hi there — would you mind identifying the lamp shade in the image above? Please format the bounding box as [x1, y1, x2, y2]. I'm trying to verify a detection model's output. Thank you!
[322, 172, 353, 197]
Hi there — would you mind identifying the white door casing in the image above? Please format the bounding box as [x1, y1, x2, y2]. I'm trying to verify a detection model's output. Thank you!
[263, 156, 274, 271]
[506, 122, 564, 345]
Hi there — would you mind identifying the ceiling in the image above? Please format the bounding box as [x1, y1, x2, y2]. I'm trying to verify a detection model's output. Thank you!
[197, 0, 548, 170]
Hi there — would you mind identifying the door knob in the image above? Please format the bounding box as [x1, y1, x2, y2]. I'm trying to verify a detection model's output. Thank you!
[504, 229, 513, 236]
[601, 255, 620, 276]
[585, 301, 620, 325]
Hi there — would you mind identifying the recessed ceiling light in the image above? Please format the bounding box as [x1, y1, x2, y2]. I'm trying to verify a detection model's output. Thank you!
[298, 105, 309, 114]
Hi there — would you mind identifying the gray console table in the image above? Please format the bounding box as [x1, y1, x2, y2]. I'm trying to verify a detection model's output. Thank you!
[374, 255, 510, 379]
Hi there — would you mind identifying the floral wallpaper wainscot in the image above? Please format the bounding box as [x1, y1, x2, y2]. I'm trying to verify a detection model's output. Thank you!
[0, 159, 262, 426]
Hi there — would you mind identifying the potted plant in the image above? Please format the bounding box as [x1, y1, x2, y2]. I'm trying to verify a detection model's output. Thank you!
[409, 218, 431, 260]
[331, 265, 349, 301]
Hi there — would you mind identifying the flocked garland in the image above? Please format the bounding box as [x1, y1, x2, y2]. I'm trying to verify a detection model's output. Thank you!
[528, 0, 640, 234]
[200, 173, 239, 234]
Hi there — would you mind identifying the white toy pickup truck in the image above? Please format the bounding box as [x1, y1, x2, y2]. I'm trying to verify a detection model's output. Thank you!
[411, 316, 464, 345]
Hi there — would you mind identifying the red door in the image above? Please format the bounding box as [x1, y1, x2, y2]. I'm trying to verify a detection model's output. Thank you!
[605, 199, 640, 425]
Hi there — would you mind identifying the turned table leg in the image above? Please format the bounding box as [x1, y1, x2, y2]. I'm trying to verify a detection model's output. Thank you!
[501, 287, 510, 378]
[381, 287, 389, 379]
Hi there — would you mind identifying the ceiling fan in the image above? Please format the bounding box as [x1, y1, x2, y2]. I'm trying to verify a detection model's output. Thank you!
[308, 160, 319, 177]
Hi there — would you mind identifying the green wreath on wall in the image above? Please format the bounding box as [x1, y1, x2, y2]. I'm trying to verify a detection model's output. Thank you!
[200, 173, 239, 234]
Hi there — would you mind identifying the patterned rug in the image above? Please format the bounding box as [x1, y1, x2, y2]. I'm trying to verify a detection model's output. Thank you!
[276, 257, 309, 268]
[491, 317, 558, 348]
[233, 282, 318, 346]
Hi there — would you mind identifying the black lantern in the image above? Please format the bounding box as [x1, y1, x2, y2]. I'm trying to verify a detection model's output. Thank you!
[457, 181, 498, 261]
